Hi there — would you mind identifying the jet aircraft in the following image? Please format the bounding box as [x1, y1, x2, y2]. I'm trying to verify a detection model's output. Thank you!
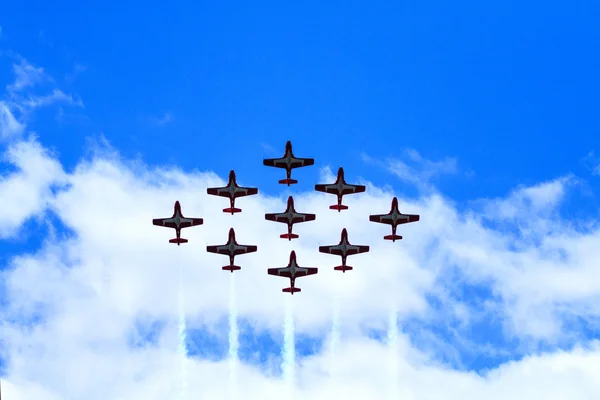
[263, 140, 315, 185]
[314, 167, 366, 211]
[265, 196, 316, 240]
[207, 170, 259, 214]
[206, 227, 258, 272]
[369, 197, 420, 241]
[152, 201, 204, 245]
[268, 250, 318, 294]
[318, 228, 370, 272]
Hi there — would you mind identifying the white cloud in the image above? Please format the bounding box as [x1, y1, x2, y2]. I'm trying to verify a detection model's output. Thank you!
[0, 101, 25, 138]
[363, 149, 459, 188]
[0, 136, 66, 238]
[1, 137, 600, 398]
[6, 58, 49, 93]
[21, 89, 84, 109]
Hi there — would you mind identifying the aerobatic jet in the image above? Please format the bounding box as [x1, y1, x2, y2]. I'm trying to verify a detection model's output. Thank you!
[268, 250, 318, 294]
[314, 167, 366, 211]
[265, 196, 316, 240]
[152, 201, 204, 245]
[207, 170, 258, 214]
[263, 140, 315, 185]
[318, 228, 370, 272]
[369, 197, 420, 241]
[206, 227, 258, 272]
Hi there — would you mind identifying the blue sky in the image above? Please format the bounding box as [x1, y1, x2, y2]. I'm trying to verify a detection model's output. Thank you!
[2, 2, 600, 398]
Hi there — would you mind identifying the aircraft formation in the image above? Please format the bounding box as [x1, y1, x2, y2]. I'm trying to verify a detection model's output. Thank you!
[152, 140, 420, 294]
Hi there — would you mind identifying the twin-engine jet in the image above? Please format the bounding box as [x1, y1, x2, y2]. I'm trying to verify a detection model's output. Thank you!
[206, 227, 257, 272]
[152, 201, 204, 245]
[369, 197, 420, 241]
[207, 170, 258, 214]
[319, 228, 370, 272]
[315, 167, 366, 211]
[268, 250, 318, 294]
[265, 196, 316, 240]
[263, 140, 314, 185]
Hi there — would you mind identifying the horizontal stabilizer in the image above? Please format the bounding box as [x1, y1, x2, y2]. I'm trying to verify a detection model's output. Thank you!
[282, 287, 301, 294]
[223, 207, 242, 214]
[334, 265, 353, 272]
[169, 238, 189, 245]
[383, 234, 403, 241]
[329, 204, 349, 211]
[222, 265, 241, 272]
[280, 233, 299, 240]
[279, 178, 298, 185]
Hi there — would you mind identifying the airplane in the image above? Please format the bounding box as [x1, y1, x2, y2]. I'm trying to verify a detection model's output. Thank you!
[263, 140, 315, 185]
[206, 227, 258, 272]
[314, 167, 366, 211]
[318, 228, 370, 272]
[268, 250, 318, 294]
[369, 197, 420, 241]
[265, 196, 316, 240]
[152, 201, 204, 245]
[207, 170, 259, 214]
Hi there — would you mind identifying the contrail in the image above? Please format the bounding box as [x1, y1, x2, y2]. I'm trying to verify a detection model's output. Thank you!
[228, 272, 239, 400]
[387, 306, 399, 400]
[282, 295, 295, 399]
[177, 266, 188, 400]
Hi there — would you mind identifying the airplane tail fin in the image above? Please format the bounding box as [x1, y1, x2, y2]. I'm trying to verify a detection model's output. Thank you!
[278, 178, 298, 185]
[169, 238, 189, 245]
[223, 207, 242, 214]
[329, 204, 349, 211]
[383, 234, 403, 241]
[282, 287, 301, 294]
[280, 233, 299, 240]
[222, 265, 241, 272]
[334, 265, 353, 273]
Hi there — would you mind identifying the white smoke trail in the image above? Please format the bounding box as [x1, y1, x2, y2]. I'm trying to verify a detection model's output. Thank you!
[228, 272, 239, 400]
[177, 266, 188, 400]
[387, 306, 399, 400]
[282, 295, 295, 399]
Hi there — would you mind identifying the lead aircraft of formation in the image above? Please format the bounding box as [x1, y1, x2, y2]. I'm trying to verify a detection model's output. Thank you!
[263, 140, 315, 185]
[319, 228, 370, 272]
[152, 201, 204, 245]
[206, 227, 258, 272]
[268, 250, 318, 294]
[315, 167, 366, 211]
[206, 169, 258, 214]
[369, 197, 420, 241]
[265, 196, 316, 240]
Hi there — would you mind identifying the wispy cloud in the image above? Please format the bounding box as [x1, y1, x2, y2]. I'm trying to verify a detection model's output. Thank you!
[22, 89, 84, 109]
[6, 58, 49, 93]
[363, 148, 460, 188]
[144, 112, 173, 126]
[0, 54, 84, 139]
[581, 150, 600, 176]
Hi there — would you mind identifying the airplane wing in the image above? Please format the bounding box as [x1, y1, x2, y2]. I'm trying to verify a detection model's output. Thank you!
[268, 267, 292, 278]
[314, 183, 366, 195]
[206, 244, 230, 254]
[263, 157, 315, 169]
[292, 213, 316, 224]
[294, 267, 318, 277]
[152, 217, 204, 229]
[206, 186, 230, 197]
[265, 213, 289, 223]
[319, 244, 369, 256]
[369, 213, 420, 225]
[236, 187, 259, 197]
[233, 245, 257, 255]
